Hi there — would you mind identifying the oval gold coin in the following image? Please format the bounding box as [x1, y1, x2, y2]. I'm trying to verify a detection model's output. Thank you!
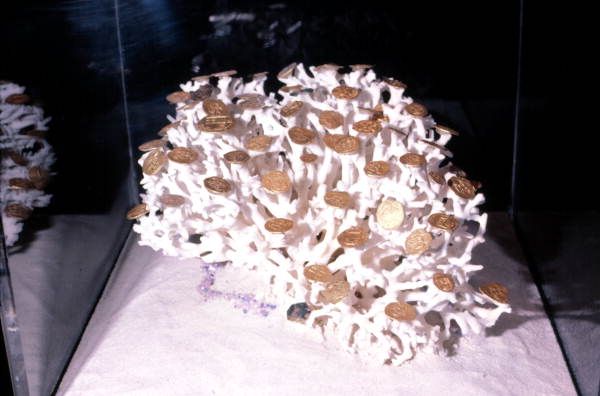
[434, 124, 460, 136]
[384, 78, 407, 89]
[166, 91, 190, 103]
[376, 199, 405, 230]
[405, 229, 432, 255]
[158, 120, 181, 136]
[6, 151, 28, 166]
[159, 194, 186, 207]
[203, 176, 231, 194]
[142, 150, 166, 175]
[6, 93, 31, 104]
[428, 171, 445, 185]
[288, 126, 316, 145]
[202, 98, 229, 115]
[352, 120, 382, 135]
[479, 282, 509, 304]
[433, 273, 455, 292]
[277, 62, 297, 79]
[224, 150, 250, 164]
[138, 139, 166, 152]
[238, 95, 265, 110]
[350, 64, 374, 70]
[324, 191, 352, 208]
[319, 110, 344, 129]
[384, 302, 417, 321]
[8, 178, 33, 190]
[364, 161, 390, 177]
[332, 135, 360, 155]
[279, 84, 303, 93]
[323, 134, 340, 149]
[303, 265, 333, 282]
[168, 147, 198, 164]
[405, 103, 428, 117]
[28, 166, 50, 189]
[211, 69, 238, 77]
[197, 115, 234, 133]
[332, 86, 360, 99]
[399, 153, 426, 167]
[320, 281, 350, 304]
[264, 218, 294, 233]
[337, 227, 369, 248]
[448, 176, 476, 200]
[245, 135, 272, 152]
[261, 171, 291, 193]
[126, 203, 149, 220]
[280, 100, 304, 117]
[428, 213, 459, 232]
[300, 153, 318, 163]
[4, 203, 32, 220]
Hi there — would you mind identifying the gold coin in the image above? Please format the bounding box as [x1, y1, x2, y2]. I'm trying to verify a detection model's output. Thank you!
[158, 120, 181, 136]
[323, 134, 340, 149]
[224, 150, 250, 164]
[238, 95, 265, 110]
[203, 176, 231, 194]
[480, 283, 509, 304]
[352, 120, 382, 135]
[399, 153, 426, 167]
[264, 218, 294, 233]
[277, 62, 297, 79]
[405, 229, 432, 255]
[142, 150, 166, 175]
[28, 166, 50, 189]
[288, 126, 316, 145]
[428, 213, 459, 232]
[364, 161, 390, 177]
[371, 110, 389, 123]
[138, 139, 166, 152]
[197, 115, 234, 132]
[261, 171, 291, 193]
[168, 147, 198, 164]
[428, 171, 445, 185]
[190, 85, 213, 101]
[448, 176, 476, 199]
[405, 103, 428, 117]
[159, 194, 186, 207]
[314, 63, 342, 72]
[376, 199, 405, 230]
[211, 70, 238, 77]
[6, 151, 28, 166]
[166, 91, 190, 103]
[384, 78, 407, 89]
[203, 98, 229, 115]
[252, 71, 268, 79]
[8, 178, 33, 190]
[303, 265, 333, 282]
[332, 86, 360, 99]
[4, 203, 32, 220]
[320, 281, 350, 304]
[332, 135, 360, 155]
[337, 227, 369, 248]
[280, 84, 303, 93]
[324, 191, 352, 208]
[126, 203, 149, 220]
[433, 273, 455, 292]
[319, 110, 344, 129]
[384, 302, 417, 321]
[245, 135, 272, 152]
[434, 124, 460, 136]
[281, 100, 304, 117]
[6, 93, 31, 104]
[350, 64, 374, 70]
[300, 153, 318, 163]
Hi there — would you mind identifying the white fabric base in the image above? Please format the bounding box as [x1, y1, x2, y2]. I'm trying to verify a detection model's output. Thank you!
[57, 213, 576, 396]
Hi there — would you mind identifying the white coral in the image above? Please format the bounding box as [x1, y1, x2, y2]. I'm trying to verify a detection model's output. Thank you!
[132, 63, 510, 365]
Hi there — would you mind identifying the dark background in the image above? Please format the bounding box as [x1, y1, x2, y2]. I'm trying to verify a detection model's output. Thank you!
[0, 1, 597, 395]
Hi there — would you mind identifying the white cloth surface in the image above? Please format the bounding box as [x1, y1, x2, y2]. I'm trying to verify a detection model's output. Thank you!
[57, 213, 576, 396]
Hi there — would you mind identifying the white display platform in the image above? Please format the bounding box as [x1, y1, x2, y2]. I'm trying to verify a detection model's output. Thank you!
[55, 213, 575, 395]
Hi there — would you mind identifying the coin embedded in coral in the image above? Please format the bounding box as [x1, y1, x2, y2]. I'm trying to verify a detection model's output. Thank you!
[8, 178, 33, 190]
[399, 153, 426, 167]
[211, 70, 238, 77]
[245, 135, 273, 152]
[203, 98, 229, 115]
[138, 139, 166, 152]
[168, 147, 198, 164]
[384, 78, 407, 89]
[376, 199, 405, 230]
[385, 302, 417, 321]
[365, 161, 390, 177]
[142, 150, 166, 175]
[434, 124, 460, 136]
[332, 135, 360, 155]
[433, 273, 455, 292]
[158, 121, 181, 136]
[480, 283, 509, 304]
[428, 213, 459, 232]
[288, 127, 316, 145]
[280, 101, 304, 117]
[203, 176, 231, 194]
[4, 204, 32, 220]
[264, 218, 294, 233]
[319, 110, 344, 129]
[448, 176, 476, 200]
[405, 103, 428, 117]
[28, 166, 50, 189]
[337, 227, 369, 248]
[261, 171, 291, 193]
[159, 194, 186, 207]
[352, 120, 382, 135]
[428, 171, 445, 185]
[224, 150, 250, 164]
[166, 91, 190, 103]
[126, 203, 149, 220]
[320, 281, 350, 304]
[280, 84, 303, 93]
[332, 86, 360, 99]
[6, 151, 28, 166]
[405, 229, 432, 255]
[6, 93, 31, 104]
[324, 191, 352, 208]
[197, 115, 234, 133]
[303, 265, 333, 282]
[300, 153, 318, 163]
[238, 95, 265, 110]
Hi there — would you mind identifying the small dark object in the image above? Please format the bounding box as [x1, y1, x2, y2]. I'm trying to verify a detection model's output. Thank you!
[286, 302, 311, 323]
